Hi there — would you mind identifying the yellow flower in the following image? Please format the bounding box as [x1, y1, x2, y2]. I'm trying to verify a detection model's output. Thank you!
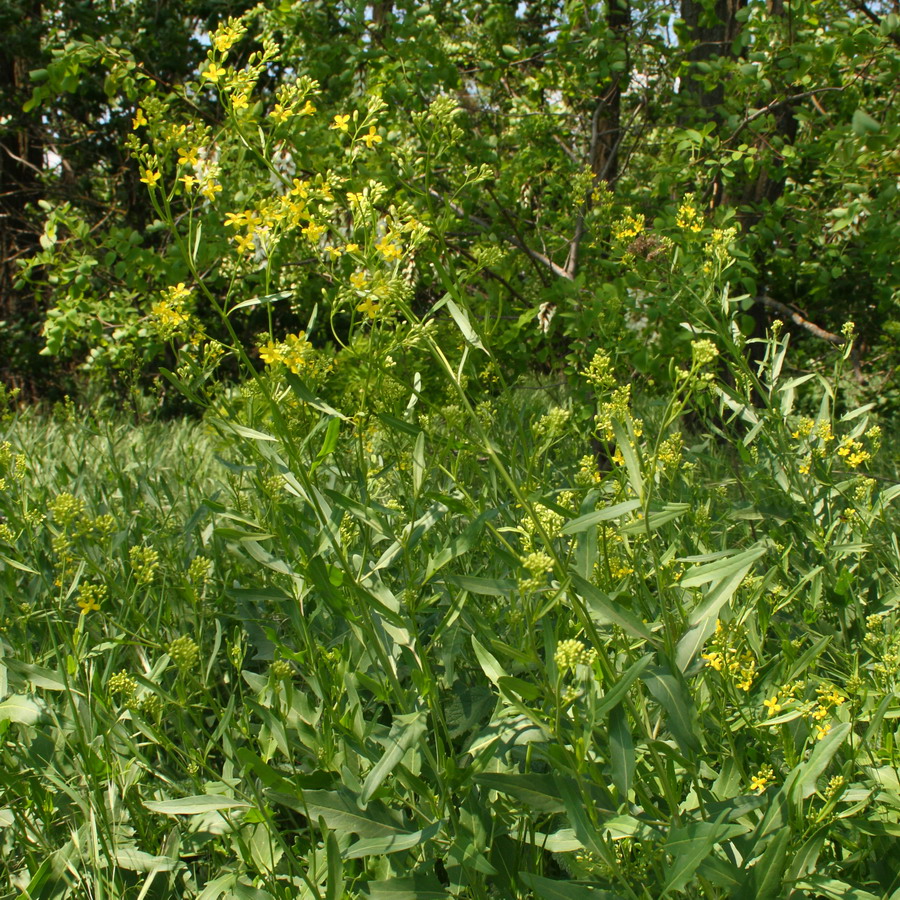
[132, 108, 148, 129]
[203, 62, 226, 83]
[270, 104, 291, 123]
[231, 92, 249, 111]
[234, 232, 255, 254]
[300, 100, 316, 116]
[224, 211, 248, 228]
[362, 125, 382, 148]
[140, 168, 161, 187]
[177, 146, 199, 167]
[375, 235, 402, 260]
[181, 174, 198, 191]
[347, 191, 363, 205]
[258, 341, 283, 365]
[356, 296, 380, 318]
[349, 271, 368, 289]
[302, 221, 327, 242]
[200, 180, 222, 201]
[290, 178, 310, 198]
[326, 246, 343, 260]
[332, 114, 351, 132]
[763, 696, 782, 717]
[78, 596, 101, 615]
[344, 242, 360, 253]
[816, 722, 832, 741]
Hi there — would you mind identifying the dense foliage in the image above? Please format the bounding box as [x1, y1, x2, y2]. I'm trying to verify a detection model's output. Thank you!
[2, 2, 900, 898]
[6, 0, 900, 401]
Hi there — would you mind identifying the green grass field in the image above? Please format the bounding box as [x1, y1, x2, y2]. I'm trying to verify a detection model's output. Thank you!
[2, 350, 899, 900]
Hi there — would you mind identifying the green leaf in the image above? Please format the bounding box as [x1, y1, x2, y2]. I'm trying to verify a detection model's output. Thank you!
[0, 694, 48, 725]
[612, 420, 643, 501]
[595, 653, 653, 718]
[143, 795, 252, 816]
[361, 711, 428, 805]
[792, 722, 851, 801]
[852, 108, 880, 135]
[609, 706, 634, 800]
[475, 773, 567, 814]
[359, 871, 449, 899]
[561, 500, 641, 534]
[346, 820, 442, 859]
[114, 847, 181, 872]
[412, 430, 426, 494]
[444, 574, 516, 596]
[734, 827, 790, 900]
[309, 416, 340, 475]
[663, 818, 745, 896]
[678, 545, 766, 588]
[642, 665, 700, 755]
[471, 636, 508, 684]
[620, 503, 690, 535]
[325, 830, 344, 900]
[285, 372, 349, 419]
[268, 788, 407, 839]
[229, 289, 292, 313]
[444, 297, 486, 351]
[519, 873, 626, 900]
[570, 573, 653, 641]
[676, 544, 767, 670]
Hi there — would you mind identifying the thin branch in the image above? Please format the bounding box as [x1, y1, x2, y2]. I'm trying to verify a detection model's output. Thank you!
[725, 87, 845, 145]
[757, 295, 845, 345]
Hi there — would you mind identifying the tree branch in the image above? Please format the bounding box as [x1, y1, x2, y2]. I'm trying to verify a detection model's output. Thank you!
[757, 295, 845, 345]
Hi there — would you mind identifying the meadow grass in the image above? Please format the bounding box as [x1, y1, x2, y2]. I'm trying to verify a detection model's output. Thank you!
[1, 346, 900, 899]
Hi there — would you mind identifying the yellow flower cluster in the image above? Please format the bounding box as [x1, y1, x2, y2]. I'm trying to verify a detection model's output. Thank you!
[583, 348, 617, 390]
[750, 764, 775, 794]
[704, 226, 738, 265]
[657, 432, 684, 472]
[554, 638, 598, 672]
[595, 384, 633, 442]
[676, 194, 703, 233]
[129, 544, 160, 585]
[837, 438, 870, 468]
[701, 620, 757, 691]
[258, 331, 334, 381]
[150, 282, 193, 339]
[211, 17, 246, 54]
[77, 582, 106, 615]
[611, 212, 645, 242]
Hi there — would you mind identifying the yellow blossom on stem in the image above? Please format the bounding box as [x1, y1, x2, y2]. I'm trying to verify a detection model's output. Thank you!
[349, 271, 368, 289]
[78, 596, 100, 614]
[259, 341, 283, 365]
[375, 235, 402, 260]
[132, 108, 147, 129]
[344, 242, 360, 253]
[140, 168, 161, 187]
[362, 125, 382, 148]
[750, 765, 774, 794]
[300, 100, 316, 116]
[816, 722, 832, 741]
[270, 104, 291, 123]
[332, 114, 351, 132]
[231, 92, 249, 111]
[763, 696, 782, 717]
[181, 174, 197, 191]
[200, 180, 222, 201]
[356, 296, 380, 318]
[302, 221, 327, 242]
[177, 147, 199, 167]
[203, 62, 226, 82]
[234, 232, 255, 254]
